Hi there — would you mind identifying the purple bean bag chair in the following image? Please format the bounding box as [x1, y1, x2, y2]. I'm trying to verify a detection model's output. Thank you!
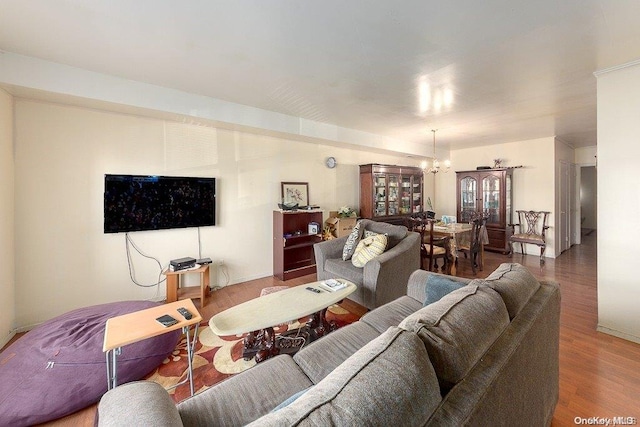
[0, 300, 181, 426]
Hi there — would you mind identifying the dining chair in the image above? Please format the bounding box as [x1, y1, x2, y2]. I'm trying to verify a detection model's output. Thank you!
[509, 210, 551, 264]
[457, 212, 488, 274]
[406, 217, 451, 274]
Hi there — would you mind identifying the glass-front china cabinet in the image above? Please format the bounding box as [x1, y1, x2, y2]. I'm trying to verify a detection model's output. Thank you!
[456, 169, 513, 253]
[360, 164, 424, 225]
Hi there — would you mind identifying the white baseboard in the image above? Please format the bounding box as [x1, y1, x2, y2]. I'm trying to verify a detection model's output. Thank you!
[0, 330, 16, 349]
[14, 322, 40, 334]
[224, 272, 271, 287]
[597, 325, 640, 345]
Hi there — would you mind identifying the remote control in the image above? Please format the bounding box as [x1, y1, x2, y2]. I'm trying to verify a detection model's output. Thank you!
[177, 307, 193, 320]
[305, 286, 321, 293]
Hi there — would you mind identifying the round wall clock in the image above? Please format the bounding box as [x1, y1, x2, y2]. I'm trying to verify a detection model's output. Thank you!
[325, 156, 337, 169]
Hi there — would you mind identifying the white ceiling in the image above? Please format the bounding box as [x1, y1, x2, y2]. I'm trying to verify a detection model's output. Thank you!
[2, 0, 640, 152]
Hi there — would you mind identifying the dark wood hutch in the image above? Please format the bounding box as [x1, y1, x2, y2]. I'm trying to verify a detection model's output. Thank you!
[359, 164, 424, 225]
[456, 168, 513, 253]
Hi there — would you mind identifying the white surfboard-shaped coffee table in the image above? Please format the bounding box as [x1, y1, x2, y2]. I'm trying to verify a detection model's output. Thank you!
[209, 280, 356, 362]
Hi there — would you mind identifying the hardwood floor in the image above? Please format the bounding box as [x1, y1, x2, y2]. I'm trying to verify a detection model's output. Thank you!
[9, 230, 640, 425]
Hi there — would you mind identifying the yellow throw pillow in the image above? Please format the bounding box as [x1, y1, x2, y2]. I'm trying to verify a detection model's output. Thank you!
[352, 233, 388, 268]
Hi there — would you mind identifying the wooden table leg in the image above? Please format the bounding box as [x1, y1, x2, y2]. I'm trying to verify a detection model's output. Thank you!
[200, 265, 210, 306]
[255, 327, 279, 363]
[243, 330, 260, 360]
[166, 275, 178, 303]
[307, 307, 337, 340]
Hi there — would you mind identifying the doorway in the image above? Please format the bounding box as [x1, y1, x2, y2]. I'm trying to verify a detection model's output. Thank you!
[580, 166, 597, 236]
[559, 161, 572, 253]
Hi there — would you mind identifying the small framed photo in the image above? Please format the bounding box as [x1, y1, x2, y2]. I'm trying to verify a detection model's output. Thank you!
[308, 222, 320, 235]
[281, 182, 309, 207]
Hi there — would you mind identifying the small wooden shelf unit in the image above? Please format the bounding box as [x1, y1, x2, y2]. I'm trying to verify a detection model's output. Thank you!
[273, 210, 323, 281]
[163, 264, 210, 306]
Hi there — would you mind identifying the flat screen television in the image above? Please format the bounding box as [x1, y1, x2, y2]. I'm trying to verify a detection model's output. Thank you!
[104, 174, 216, 233]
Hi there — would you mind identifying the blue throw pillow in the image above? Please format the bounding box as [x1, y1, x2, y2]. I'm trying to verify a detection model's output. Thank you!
[423, 275, 467, 306]
[271, 386, 313, 412]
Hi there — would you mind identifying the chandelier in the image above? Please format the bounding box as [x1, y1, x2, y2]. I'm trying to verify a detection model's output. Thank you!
[423, 129, 450, 174]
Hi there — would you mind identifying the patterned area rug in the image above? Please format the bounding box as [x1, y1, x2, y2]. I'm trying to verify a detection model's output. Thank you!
[144, 304, 360, 402]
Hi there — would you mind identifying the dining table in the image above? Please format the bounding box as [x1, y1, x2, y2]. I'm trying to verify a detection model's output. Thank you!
[433, 223, 489, 275]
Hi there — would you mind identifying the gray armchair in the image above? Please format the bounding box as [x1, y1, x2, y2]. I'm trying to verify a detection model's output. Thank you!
[314, 219, 420, 310]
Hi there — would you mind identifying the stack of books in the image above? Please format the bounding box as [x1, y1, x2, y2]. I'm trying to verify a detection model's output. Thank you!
[320, 279, 347, 292]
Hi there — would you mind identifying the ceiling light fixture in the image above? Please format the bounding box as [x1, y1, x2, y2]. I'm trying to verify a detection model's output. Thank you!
[424, 129, 450, 174]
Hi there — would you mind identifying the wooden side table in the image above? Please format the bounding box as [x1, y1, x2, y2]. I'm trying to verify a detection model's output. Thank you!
[163, 264, 210, 306]
[103, 299, 202, 396]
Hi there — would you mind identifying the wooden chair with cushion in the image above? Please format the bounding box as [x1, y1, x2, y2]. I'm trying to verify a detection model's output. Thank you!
[457, 212, 488, 274]
[406, 217, 451, 274]
[509, 210, 551, 264]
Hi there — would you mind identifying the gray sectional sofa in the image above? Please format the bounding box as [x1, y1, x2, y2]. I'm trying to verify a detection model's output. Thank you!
[98, 263, 560, 426]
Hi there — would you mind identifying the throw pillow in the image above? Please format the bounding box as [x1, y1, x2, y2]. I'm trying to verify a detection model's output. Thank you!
[399, 285, 510, 392]
[271, 386, 313, 412]
[481, 263, 541, 319]
[423, 275, 467, 307]
[351, 233, 388, 268]
[342, 220, 363, 261]
[363, 229, 379, 238]
[254, 328, 441, 426]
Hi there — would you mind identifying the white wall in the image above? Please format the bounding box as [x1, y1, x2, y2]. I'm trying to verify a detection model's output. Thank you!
[0, 89, 15, 347]
[437, 137, 557, 257]
[13, 99, 420, 328]
[575, 146, 597, 166]
[0, 52, 427, 159]
[595, 60, 640, 343]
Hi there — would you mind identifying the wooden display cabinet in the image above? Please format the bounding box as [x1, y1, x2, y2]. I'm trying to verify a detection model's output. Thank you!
[273, 210, 323, 281]
[456, 168, 513, 253]
[359, 164, 424, 225]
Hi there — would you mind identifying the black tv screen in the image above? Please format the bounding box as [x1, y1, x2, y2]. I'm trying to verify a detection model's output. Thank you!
[104, 174, 216, 233]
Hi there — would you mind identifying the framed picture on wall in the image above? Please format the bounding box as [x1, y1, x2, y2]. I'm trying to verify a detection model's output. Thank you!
[281, 182, 309, 207]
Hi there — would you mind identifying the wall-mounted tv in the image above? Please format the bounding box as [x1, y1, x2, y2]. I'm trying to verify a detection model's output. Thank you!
[104, 174, 216, 233]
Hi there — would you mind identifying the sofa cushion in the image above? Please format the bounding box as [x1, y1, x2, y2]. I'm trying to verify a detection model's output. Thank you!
[360, 219, 407, 250]
[250, 327, 442, 426]
[323, 259, 364, 286]
[177, 354, 313, 426]
[399, 284, 510, 392]
[351, 233, 388, 267]
[294, 321, 380, 384]
[361, 295, 423, 333]
[341, 220, 362, 261]
[406, 270, 474, 306]
[481, 262, 541, 319]
[423, 274, 467, 306]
